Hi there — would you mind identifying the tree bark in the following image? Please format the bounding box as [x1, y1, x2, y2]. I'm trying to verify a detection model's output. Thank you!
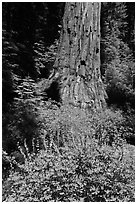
[54, 2, 107, 110]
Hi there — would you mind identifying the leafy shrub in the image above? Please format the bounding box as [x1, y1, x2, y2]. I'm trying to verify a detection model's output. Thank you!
[2, 102, 135, 202]
[38, 104, 126, 150]
[3, 141, 135, 202]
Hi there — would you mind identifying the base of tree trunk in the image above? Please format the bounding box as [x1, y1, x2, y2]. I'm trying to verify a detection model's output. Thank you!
[36, 70, 107, 112]
[60, 74, 107, 111]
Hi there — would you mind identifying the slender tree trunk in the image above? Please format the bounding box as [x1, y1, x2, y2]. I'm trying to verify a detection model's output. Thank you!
[54, 2, 107, 110]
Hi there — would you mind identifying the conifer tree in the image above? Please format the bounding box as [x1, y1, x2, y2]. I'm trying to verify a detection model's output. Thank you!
[53, 2, 107, 110]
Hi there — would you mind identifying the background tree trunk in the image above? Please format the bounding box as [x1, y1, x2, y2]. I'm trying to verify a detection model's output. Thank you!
[54, 2, 107, 110]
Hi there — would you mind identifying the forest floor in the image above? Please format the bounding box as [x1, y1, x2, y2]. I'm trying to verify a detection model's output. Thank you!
[2, 95, 135, 201]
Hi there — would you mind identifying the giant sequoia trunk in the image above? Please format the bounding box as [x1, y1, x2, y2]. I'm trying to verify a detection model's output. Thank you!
[54, 2, 107, 110]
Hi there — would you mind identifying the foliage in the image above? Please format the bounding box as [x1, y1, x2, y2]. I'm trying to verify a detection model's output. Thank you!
[35, 102, 134, 149]
[2, 29, 19, 112]
[2, 76, 43, 153]
[126, 2, 135, 55]
[2, 3, 64, 114]
[101, 2, 135, 108]
[3, 135, 134, 202]
[2, 2, 64, 78]
[33, 39, 59, 78]
[3, 102, 135, 201]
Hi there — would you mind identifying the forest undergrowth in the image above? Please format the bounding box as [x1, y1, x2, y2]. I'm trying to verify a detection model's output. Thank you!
[2, 77, 135, 202]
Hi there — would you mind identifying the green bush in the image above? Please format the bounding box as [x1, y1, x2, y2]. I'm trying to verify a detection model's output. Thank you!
[3, 142, 134, 202]
[38, 104, 126, 150]
[2, 103, 135, 202]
